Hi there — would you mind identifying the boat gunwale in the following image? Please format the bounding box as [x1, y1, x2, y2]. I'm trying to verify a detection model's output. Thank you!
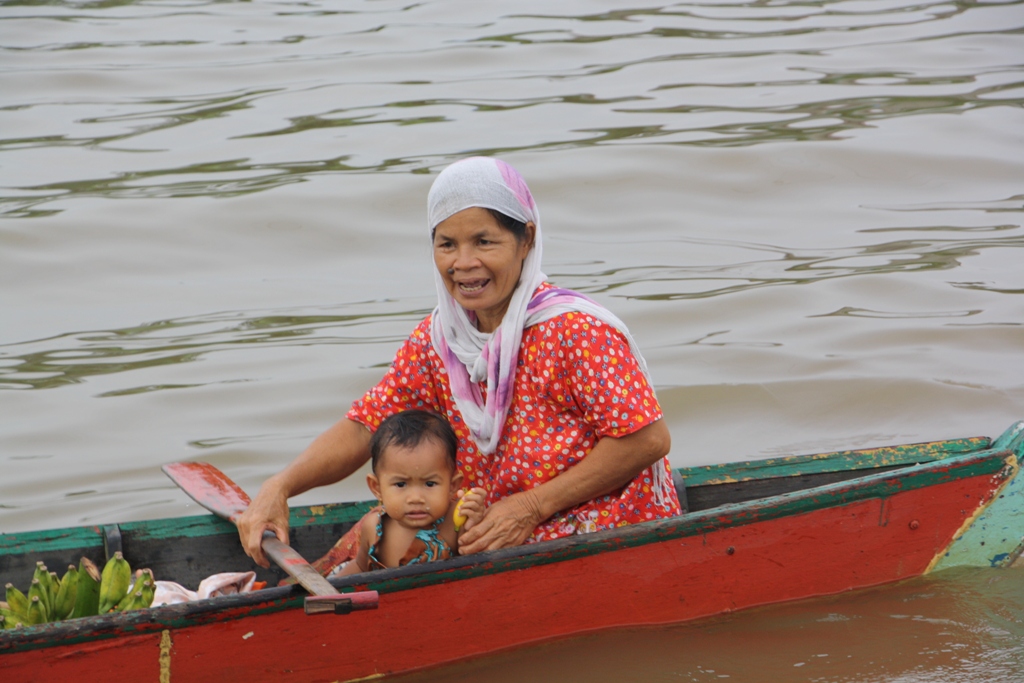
[0, 433, 998, 555]
[680, 435, 992, 486]
[1, 441, 1016, 655]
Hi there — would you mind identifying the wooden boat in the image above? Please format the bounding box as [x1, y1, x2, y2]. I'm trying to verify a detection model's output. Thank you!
[3, 421, 1023, 682]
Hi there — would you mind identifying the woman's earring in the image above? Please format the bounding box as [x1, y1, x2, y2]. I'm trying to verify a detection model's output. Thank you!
[447, 268, 455, 275]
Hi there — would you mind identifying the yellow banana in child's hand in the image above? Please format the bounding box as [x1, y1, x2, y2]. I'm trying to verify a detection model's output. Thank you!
[453, 496, 468, 533]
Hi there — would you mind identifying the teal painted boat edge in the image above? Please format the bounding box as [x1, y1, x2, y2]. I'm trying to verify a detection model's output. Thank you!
[677, 436, 991, 487]
[0, 498, 375, 554]
[0, 525, 106, 557]
[2, 430, 1008, 554]
[991, 420, 1024, 452]
[931, 421, 1024, 571]
[123, 497, 375, 542]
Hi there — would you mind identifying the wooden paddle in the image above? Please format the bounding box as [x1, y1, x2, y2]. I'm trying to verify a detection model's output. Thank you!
[162, 461, 378, 615]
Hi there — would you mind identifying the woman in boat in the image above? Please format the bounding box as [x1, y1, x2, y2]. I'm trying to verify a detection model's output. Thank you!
[238, 157, 681, 568]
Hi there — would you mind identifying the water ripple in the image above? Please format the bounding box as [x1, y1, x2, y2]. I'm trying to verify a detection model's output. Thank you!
[554, 233, 1024, 300]
[0, 304, 429, 391]
[2, 0, 1020, 215]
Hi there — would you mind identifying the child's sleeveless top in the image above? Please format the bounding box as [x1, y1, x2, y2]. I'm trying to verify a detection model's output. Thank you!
[367, 508, 452, 570]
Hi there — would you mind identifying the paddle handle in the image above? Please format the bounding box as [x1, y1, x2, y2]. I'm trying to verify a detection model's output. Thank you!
[163, 461, 379, 613]
[262, 533, 380, 614]
[261, 531, 339, 597]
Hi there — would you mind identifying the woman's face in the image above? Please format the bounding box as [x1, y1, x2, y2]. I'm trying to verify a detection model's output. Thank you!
[432, 207, 534, 334]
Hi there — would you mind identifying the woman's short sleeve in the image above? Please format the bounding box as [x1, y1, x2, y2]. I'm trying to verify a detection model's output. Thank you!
[346, 318, 442, 431]
[541, 312, 662, 439]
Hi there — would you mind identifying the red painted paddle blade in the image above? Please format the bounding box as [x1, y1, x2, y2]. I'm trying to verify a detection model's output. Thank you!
[162, 462, 252, 524]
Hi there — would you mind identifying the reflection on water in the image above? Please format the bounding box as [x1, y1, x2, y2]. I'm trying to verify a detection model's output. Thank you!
[2, 228, 1019, 390]
[3, 0, 1022, 216]
[1, 0, 1022, 679]
[553, 232, 1024, 301]
[0, 304, 429, 391]
[389, 567, 1024, 683]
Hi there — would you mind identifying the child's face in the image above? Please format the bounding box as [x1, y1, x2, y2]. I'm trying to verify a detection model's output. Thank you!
[367, 438, 461, 530]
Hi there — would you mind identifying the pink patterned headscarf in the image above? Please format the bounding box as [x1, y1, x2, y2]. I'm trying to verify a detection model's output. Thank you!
[427, 158, 658, 466]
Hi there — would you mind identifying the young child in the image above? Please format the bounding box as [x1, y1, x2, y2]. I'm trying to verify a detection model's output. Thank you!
[335, 410, 486, 575]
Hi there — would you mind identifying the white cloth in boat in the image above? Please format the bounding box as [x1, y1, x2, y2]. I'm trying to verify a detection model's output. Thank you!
[152, 571, 258, 606]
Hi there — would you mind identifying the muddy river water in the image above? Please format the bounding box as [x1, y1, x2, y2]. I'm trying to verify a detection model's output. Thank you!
[2, 0, 1022, 679]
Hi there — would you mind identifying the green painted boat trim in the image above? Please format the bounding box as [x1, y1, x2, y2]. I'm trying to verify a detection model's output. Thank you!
[931, 422, 1024, 571]
[122, 498, 376, 542]
[2, 432, 1004, 554]
[679, 436, 991, 487]
[0, 500, 377, 554]
[991, 420, 1024, 453]
[0, 525, 106, 558]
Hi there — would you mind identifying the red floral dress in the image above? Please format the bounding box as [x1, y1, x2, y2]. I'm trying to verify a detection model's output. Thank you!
[347, 286, 681, 542]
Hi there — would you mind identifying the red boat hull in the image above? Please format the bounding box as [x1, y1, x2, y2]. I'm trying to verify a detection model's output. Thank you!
[5, 463, 1006, 683]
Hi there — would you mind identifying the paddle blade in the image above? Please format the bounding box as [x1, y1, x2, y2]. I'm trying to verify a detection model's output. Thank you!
[162, 462, 252, 524]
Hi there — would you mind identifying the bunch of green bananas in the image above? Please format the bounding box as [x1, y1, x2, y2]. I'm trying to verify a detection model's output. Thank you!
[1, 554, 156, 629]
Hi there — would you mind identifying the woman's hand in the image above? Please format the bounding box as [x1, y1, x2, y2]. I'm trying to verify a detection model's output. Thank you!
[457, 489, 544, 555]
[234, 417, 374, 568]
[237, 479, 291, 569]
[456, 421, 672, 556]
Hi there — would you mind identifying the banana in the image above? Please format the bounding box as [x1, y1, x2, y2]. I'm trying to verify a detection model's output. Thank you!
[130, 569, 144, 593]
[26, 595, 47, 626]
[52, 565, 79, 621]
[114, 568, 156, 612]
[135, 568, 153, 587]
[4, 614, 24, 629]
[1, 601, 25, 629]
[5, 583, 29, 621]
[129, 590, 147, 612]
[72, 557, 101, 619]
[140, 578, 155, 609]
[98, 552, 131, 614]
[49, 572, 61, 616]
[32, 563, 56, 616]
[27, 578, 48, 622]
[110, 588, 137, 612]
[80, 556, 101, 582]
[453, 497, 468, 532]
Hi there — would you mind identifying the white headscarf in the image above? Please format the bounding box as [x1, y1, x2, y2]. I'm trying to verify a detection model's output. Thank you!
[428, 157, 544, 455]
[427, 159, 668, 503]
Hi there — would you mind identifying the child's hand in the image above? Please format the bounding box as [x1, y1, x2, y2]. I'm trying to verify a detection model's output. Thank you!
[453, 487, 487, 533]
